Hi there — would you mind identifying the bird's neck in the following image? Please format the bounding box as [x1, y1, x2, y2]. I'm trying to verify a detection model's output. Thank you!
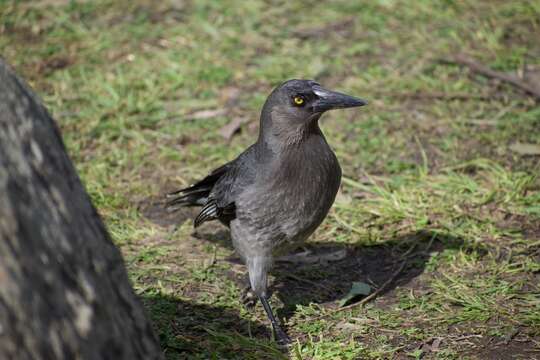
[257, 111, 324, 152]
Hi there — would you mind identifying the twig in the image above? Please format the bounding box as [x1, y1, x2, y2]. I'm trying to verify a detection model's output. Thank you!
[451, 334, 483, 341]
[283, 273, 334, 293]
[300, 242, 425, 322]
[441, 54, 540, 101]
[334, 236, 436, 313]
[334, 260, 407, 313]
[376, 91, 504, 101]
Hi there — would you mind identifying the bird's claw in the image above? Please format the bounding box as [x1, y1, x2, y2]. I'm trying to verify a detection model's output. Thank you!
[240, 287, 257, 309]
[274, 325, 292, 346]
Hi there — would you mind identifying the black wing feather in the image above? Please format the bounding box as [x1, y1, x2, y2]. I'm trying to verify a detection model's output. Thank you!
[166, 144, 256, 228]
[194, 200, 219, 227]
[165, 162, 238, 227]
[165, 163, 230, 210]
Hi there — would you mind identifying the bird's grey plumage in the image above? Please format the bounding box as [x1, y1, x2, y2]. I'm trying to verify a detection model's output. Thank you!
[167, 79, 366, 343]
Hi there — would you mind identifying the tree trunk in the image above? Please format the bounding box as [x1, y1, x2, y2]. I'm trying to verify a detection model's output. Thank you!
[0, 60, 163, 359]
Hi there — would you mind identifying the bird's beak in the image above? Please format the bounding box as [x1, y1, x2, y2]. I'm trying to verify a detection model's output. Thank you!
[312, 85, 367, 112]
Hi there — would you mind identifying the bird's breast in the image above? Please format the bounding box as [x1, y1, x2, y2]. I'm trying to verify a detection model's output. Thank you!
[235, 138, 342, 254]
[276, 146, 341, 242]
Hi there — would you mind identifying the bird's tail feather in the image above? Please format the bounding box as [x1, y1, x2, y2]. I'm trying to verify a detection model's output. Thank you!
[165, 190, 209, 211]
[165, 182, 213, 211]
[165, 164, 229, 212]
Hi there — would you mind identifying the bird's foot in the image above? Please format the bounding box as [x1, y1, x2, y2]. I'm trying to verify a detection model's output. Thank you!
[240, 286, 257, 309]
[273, 324, 292, 346]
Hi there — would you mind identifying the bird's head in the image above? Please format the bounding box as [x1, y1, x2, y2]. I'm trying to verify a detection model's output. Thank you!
[259, 79, 367, 145]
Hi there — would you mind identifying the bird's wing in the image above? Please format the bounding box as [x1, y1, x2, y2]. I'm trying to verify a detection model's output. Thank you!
[166, 163, 231, 210]
[167, 145, 257, 228]
[193, 198, 236, 227]
[197, 145, 257, 227]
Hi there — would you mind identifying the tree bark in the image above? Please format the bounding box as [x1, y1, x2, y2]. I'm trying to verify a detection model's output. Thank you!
[0, 60, 163, 359]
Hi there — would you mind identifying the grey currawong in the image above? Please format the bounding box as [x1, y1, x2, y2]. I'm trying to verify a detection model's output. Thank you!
[167, 79, 367, 344]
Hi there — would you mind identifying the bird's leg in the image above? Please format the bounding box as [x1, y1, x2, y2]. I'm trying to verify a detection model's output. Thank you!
[240, 276, 257, 308]
[247, 255, 291, 344]
[259, 294, 291, 345]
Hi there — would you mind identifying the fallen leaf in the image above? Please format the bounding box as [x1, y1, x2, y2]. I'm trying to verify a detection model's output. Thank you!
[431, 337, 442, 351]
[510, 142, 540, 156]
[334, 190, 353, 205]
[339, 281, 371, 307]
[219, 117, 248, 140]
[187, 108, 227, 120]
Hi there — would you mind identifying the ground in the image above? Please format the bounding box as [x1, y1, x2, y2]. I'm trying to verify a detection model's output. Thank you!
[2, 0, 540, 359]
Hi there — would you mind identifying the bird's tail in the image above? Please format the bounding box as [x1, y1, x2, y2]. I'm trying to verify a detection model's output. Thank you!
[165, 164, 228, 212]
[165, 185, 211, 211]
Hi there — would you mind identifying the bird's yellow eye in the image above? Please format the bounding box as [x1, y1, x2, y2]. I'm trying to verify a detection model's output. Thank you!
[293, 96, 304, 106]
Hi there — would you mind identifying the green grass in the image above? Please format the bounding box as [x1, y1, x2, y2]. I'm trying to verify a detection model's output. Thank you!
[2, 0, 540, 358]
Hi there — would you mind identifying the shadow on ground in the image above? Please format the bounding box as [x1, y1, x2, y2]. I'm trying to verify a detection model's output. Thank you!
[275, 231, 465, 318]
[191, 227, 466, 320]
[140, 198, 469, 346]
[141, 293, 286, 359]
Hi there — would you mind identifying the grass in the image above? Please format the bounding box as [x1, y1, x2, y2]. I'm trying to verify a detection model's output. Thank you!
[2, 0, 540, 358]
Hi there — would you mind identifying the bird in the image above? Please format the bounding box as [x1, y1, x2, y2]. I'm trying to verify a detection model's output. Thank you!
[166, 79, 366, 344]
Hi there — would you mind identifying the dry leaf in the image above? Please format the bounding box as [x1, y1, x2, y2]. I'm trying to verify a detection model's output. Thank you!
[510, 142, 540, 156]
[431, 337, 442, 351]
[187, 108, 227, 120]
[339, 282, 371, 307]
[219, 117, 249, 140]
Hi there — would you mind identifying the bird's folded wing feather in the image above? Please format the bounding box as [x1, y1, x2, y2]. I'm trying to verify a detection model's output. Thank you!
[168, 144, 257, 227]
[165, 163, 230, 209]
